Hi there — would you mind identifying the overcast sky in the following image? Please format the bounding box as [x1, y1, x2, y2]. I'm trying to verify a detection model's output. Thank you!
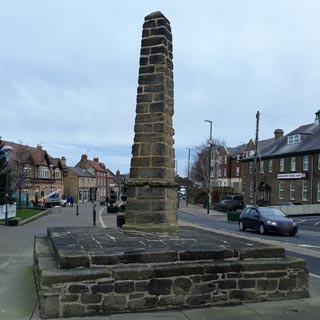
[1, 0, 320, 176]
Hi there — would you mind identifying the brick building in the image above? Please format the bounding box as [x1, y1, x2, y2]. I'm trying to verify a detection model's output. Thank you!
[75, 154, 121, 202]
[2, 140, 66, 205]
[241, 111, 320, 206]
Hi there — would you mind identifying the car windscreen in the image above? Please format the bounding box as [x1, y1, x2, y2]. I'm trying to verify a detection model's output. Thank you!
[259, 207, 286, 217]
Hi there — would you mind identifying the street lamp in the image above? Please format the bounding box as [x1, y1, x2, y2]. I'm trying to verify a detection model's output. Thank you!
[204, 120, 212, 214]
[186, 147, 191, 207]
[1, 146, 14, 226]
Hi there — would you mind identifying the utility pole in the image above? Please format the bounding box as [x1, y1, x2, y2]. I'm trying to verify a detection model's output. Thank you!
[186, 147, 191, 207]
[253, 111, 260, 207]
[205, 120, 212, 214]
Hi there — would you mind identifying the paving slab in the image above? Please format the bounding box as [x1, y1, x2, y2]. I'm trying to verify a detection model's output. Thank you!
[47, 226, 286, 269]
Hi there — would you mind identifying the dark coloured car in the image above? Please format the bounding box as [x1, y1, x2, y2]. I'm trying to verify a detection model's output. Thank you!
[217, 195, 244, 211]
[238, 206, 298, 236]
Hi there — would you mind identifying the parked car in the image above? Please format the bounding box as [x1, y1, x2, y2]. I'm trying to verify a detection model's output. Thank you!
[238, 206, 298, 236]
[216, 195, 244, 211]
[282, 201, 302, 206]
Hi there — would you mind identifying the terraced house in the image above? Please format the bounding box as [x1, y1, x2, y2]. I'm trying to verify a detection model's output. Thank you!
[241, 110, 320, 206]
[1, 141, 66, 205]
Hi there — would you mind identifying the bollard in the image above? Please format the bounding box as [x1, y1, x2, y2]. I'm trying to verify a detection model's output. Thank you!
[76, 204, 79, 216]
[93, 204, 97, 226]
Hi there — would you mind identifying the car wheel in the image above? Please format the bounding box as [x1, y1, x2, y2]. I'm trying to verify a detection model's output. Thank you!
[239, 220, 246, 231]
[259, 223, 266, 235]
[289, 232, 297, 237]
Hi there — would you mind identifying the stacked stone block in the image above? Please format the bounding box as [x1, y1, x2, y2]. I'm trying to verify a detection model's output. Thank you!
[124, 11, 177, 232]
[33, 227, 309, 319]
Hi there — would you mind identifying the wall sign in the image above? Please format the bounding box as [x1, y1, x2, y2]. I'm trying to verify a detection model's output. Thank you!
[277, 173, 307, 180]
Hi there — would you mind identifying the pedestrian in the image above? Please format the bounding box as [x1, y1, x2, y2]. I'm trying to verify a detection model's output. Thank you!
[70, 196, 74, 207]
[39, 196, 45, 208]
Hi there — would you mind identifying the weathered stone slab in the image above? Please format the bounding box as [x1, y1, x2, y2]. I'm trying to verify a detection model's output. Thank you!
[34, 225, 310, 318]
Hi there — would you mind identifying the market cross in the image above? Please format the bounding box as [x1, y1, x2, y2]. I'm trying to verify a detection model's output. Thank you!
[123, 11, 178, 232]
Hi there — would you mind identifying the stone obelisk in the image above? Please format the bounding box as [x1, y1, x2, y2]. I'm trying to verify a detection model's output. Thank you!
[123, 11, 178, 232]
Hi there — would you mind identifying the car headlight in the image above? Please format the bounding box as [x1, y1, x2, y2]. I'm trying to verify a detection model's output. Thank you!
[266, 220, 278, 226]
[292, 221, 297, 226]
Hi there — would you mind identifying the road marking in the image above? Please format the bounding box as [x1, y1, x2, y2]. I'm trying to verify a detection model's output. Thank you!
[310, 273, 320, 279]
[99, 207, 107, 228]
[298, 244, 320, 249]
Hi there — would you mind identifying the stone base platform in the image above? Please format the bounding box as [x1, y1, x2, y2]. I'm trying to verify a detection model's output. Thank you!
[33, 226, 309, 319]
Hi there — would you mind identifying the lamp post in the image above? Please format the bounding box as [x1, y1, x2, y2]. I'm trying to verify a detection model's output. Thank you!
[186, 147, 191, 207]
[204, 120, 212, 214]
[1, 146, 14, 226]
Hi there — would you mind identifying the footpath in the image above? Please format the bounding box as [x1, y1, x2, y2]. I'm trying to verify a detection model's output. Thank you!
[0, 202, 319, 319]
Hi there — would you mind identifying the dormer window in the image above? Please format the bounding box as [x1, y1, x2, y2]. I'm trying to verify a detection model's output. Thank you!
[287, 134, 301, 145]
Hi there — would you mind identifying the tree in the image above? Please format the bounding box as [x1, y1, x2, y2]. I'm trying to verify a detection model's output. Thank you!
[190, 138, 225, 196]
[0, 137, 14, 205]
[10, 143, 33, 209]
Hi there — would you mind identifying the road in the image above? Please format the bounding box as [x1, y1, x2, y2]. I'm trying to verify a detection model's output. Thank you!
[177, 208, 320, 277]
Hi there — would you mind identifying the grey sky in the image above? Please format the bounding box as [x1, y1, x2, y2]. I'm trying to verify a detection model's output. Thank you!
[1, 0, 320, 176]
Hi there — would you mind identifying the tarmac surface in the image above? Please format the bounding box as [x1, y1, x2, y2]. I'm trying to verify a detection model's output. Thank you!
[0, 202, 320, 319]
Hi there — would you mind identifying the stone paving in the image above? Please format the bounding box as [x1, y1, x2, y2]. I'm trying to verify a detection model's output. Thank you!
[48, 225, 286, 269]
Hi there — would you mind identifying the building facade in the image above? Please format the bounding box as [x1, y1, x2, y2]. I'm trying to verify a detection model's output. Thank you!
[241, 111, 320, 206]
[63, 167, 96, 203]
[2, 141, 66, 205]
[76, 155, 121, 201]
[76, 155, 107, 201]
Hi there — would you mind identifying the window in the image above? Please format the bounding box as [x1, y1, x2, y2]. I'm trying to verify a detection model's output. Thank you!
[291, 157, 296, 171]
[287, 134, 301, 145]
[260, 161, 264, 173]
[268, 160, 273, 173]
[224, 155, 227, 164]
[317, 182, 320, 202]
[223, 168, 227, 177]
[290, 182, 296, 200]
[249, 162, 253, 174]
[318, 154, 320, 170]
[38, 167, 49, 178]
[23, 166, 31, 177]
[218, 168, 222, 177]
[279, 158, 284, 172]
[302, 182, 308, 201]
[303, 155, 308, 171]
[54, 168, 60, 179]
[279, 182, 284, 199]
[218, 156, 222, 164]
[236, 166, 240, 177]
[249, 182, 254, 198]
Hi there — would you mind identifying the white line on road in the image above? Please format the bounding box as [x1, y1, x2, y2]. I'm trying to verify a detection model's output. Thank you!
[99, 207, 107, 228]
[310, 273, 320, 279]
[298, 244, 320, 249]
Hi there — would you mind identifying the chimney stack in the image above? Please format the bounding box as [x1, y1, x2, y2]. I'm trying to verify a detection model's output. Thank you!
[315, 110, 320, 124]
[274, 129, 284, 140]
[61, 156, 66, 168]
